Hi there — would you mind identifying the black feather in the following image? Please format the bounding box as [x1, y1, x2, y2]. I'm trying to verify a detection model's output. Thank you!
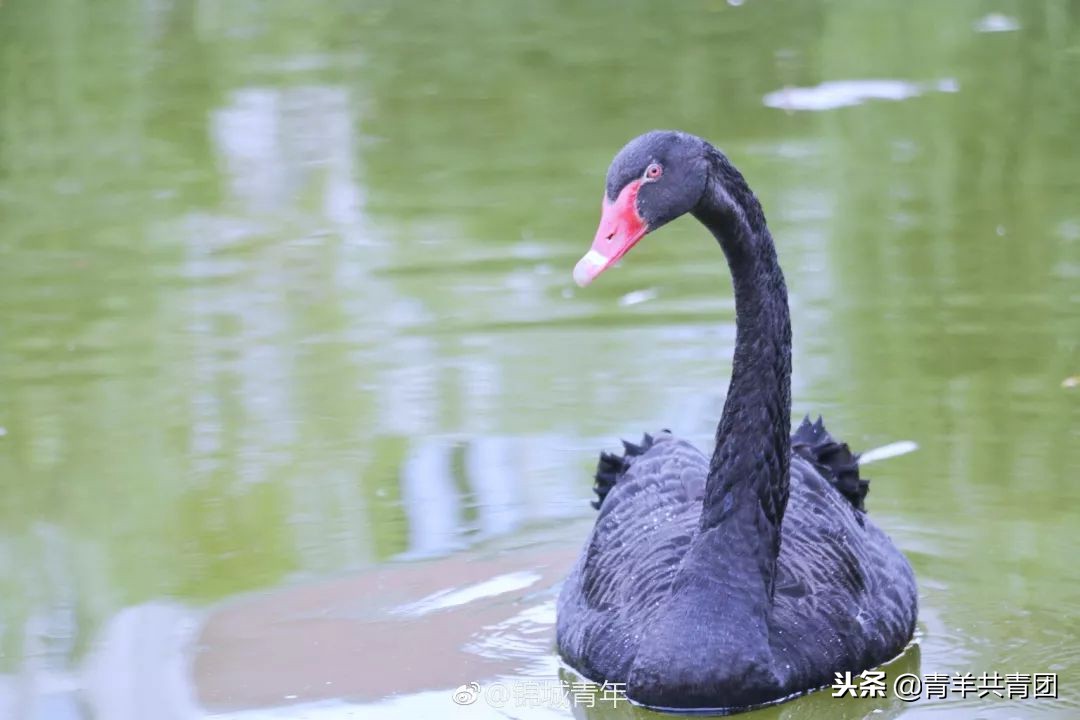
[791, 415, 869, 513]
[591, 433, 656, 510]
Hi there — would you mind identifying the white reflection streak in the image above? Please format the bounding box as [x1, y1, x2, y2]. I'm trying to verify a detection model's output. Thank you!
[212, 89, 286, 213]
[376, 337, 439, 436]
[391, 571, 542, 617]
[517, 435, 582, 522]
[763, 78, 959, 112]
[208, 89, 302, 482]
[399, 438, 461, 557]
[468, 433, 585, 536]
[82, 603, 201, 720]
[460, 353, 501, 434]
[466, 436, 521, 537]
[203, 84, 369, 485]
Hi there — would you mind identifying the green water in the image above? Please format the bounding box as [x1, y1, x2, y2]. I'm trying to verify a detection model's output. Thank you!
[1, 1, 1078, 718]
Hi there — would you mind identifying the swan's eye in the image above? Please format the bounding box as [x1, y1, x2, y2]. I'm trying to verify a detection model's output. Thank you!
[645, 163, 663, 180]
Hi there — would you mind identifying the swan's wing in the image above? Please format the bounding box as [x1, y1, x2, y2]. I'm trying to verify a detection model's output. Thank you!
[582, 432, 709, 604]
[590, 431, 705, 508]
[770, 454, 918, 690]
[558, 432, 708, 680]
[791, 415, 868, 512]
[559, 426, 917, 696]
[597, 418, 868, 514]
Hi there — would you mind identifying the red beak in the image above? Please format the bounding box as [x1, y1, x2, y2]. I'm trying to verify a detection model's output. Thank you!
[573, 180, 649, 287]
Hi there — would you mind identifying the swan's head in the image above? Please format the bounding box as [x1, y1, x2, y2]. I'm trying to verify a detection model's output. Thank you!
[574, 130, 709, 287]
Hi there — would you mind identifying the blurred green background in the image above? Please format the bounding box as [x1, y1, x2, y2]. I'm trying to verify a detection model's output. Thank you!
[0, 0, 1078, 718]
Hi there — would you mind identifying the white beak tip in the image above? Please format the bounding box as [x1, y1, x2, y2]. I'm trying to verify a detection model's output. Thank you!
[572, 250, 609, 288]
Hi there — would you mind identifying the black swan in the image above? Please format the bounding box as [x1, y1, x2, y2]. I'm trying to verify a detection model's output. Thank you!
[557, 130, 917, 712]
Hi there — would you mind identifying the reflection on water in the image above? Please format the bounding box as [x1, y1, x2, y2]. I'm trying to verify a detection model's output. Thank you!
[1, 1, 1078, 719]
[762, 78, 959, 112]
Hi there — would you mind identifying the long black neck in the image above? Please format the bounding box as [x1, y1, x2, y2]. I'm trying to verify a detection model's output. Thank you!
[691, 148, 792, 574]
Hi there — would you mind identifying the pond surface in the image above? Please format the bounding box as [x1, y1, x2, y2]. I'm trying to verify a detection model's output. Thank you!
[1, 1, 1079, 719]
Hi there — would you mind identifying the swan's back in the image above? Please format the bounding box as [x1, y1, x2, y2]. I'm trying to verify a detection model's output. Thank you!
[556, 425, 917, 710]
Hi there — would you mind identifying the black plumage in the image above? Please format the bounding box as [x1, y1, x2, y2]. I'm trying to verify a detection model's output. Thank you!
[557, 131, 917, 713]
